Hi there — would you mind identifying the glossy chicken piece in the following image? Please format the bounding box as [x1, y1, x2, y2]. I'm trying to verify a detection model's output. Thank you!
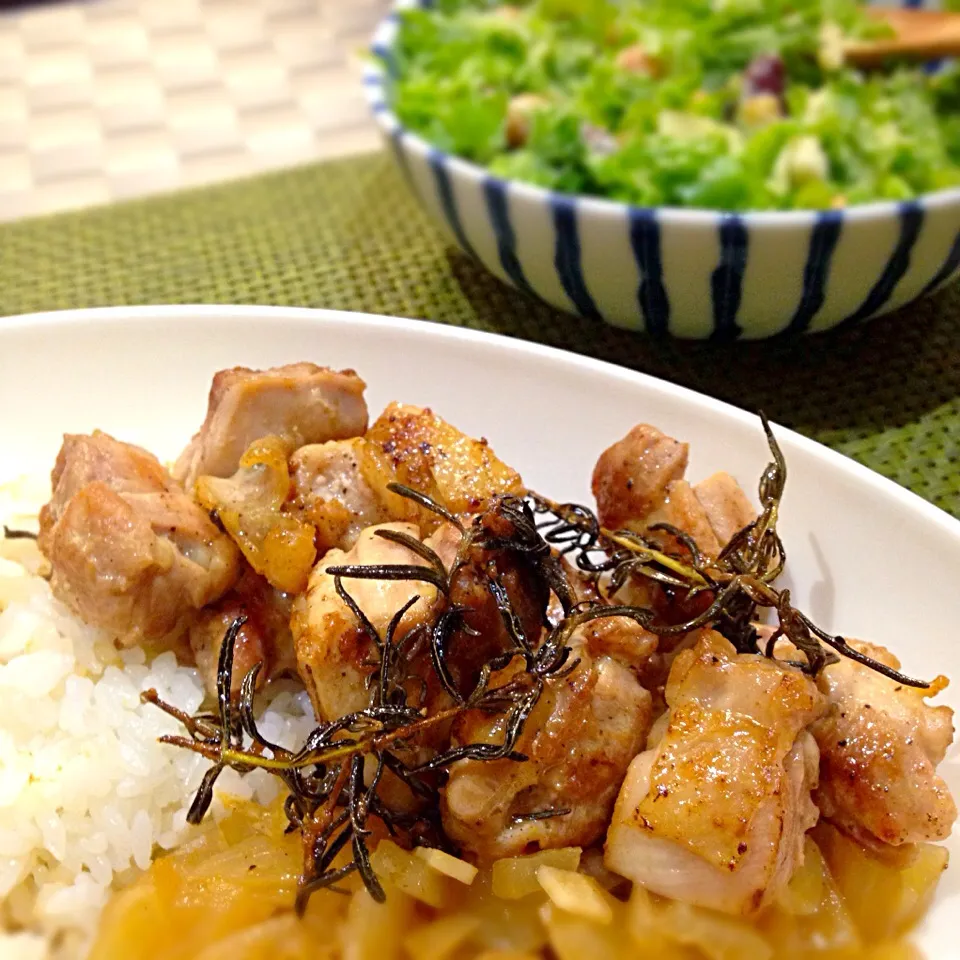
[174, 363, 368, 489]
[442, 501, 553, 700]
[38, 431, 240, 646]
[575, 609, 658, 664]
[812, 639, 956, 847]
[290, 522, 459, 721]
[288, 439, 386, 553]
[592, 424, 688, 531]
[647, 480, 722, 558]
[442, 615, 655, 862]
[605, 458, 755, 636]
[188, 567, 296, 698]
[645, 473, 755, 560]
[605, 630, 825, 915]
[592, 425, 755, 558]
[290, 493, 549, 724]
[196, 436, 317, 595]
[694, 472, 756, 548]
[360, 403, 524, 533]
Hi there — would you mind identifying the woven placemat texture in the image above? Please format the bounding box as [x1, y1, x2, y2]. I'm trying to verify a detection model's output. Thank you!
[2, 151, 959, 516]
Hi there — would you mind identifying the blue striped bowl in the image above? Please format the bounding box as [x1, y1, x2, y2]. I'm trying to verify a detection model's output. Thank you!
[365, 1, 960, 340]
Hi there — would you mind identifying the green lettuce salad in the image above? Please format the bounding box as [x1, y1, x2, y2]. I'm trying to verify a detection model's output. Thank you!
[387, 0, 960, 211]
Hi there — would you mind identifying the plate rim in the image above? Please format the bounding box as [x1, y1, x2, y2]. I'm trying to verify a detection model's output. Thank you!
[3, 303, 958, 540]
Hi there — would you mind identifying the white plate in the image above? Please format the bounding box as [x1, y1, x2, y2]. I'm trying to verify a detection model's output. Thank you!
[1, 305, 958, 952]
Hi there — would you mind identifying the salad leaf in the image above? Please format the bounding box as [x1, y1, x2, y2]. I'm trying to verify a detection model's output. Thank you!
[388, 0, 960, 211]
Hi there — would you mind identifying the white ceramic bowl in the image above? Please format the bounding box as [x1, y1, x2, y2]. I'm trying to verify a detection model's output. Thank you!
[364, 1, 960, 339]
[1, 305, 958, 952]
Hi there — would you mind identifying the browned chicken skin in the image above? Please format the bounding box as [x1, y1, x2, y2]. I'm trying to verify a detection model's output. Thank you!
[38, 431, 240, 647]
[442, 615, 656, 862]
[288, 439, 387, 553]
[174, 363, 369, 490]
[812, 639, 957, 847]
[592, 424, 688, 532]
[361, 403, 524, 531]
[605, 630, 825, 915]
[592, 424, 756, 558]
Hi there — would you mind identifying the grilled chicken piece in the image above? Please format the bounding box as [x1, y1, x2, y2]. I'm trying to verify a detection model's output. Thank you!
[442, 614, 656, 862]
[288, 439, 386, 553]
[694, 472, 755, 548]
[441, 502, 553, 700]
[812, 639, 956, 847]
[647, 480, 722, 558]
[196, 436, 317, 595]
[188, 567, 296, 698]
[643, 472, 756, 561]
[575, 611, 658, 665]
[361, 403, 524, 533]
[174, 363, 368, 490]
[291, 487, 552, 725]
[605, 630, 825, 915]
[592, 424, 688, 532]
[289, 403, 522, 553]
[634, 472, 757, 559]
[38, 431, 240, 646]
[592, 425, 755, 561]
[290, 522, 460, 721]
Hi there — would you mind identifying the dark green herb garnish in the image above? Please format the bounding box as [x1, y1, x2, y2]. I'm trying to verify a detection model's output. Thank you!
[144, 484, 648, 912]
[2, 526, 37, 540]
[143, 415, 931, 914]
[511, 807, 572, 825]
[532, 413, 930, 689]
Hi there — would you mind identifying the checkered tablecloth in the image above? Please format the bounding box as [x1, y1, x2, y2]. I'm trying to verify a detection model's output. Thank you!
[0, 0, 388, 220]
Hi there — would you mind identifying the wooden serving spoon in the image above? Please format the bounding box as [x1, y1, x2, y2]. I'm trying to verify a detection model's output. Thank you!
[844, 7, 960, 67]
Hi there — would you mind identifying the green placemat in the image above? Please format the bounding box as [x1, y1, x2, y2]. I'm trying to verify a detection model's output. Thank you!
[2, 151, 959, 516]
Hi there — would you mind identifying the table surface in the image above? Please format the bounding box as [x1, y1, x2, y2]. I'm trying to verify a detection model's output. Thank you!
[1, 0, 389, 221]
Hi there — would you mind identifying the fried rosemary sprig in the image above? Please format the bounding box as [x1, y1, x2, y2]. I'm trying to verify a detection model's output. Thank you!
[143, 602, 541, 907]
[532, 414, 931, 689]
[2, 525, 37, 540]
[326, 486, 576, 705]
[143, 416, 930, 914]
[143, 484, 648, 912]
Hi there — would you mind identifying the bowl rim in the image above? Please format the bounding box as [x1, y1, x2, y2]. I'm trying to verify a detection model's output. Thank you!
[364, 0, 960, 226]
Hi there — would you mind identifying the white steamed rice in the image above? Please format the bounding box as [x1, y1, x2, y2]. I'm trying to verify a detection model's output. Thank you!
[0, 477, 317, 959]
